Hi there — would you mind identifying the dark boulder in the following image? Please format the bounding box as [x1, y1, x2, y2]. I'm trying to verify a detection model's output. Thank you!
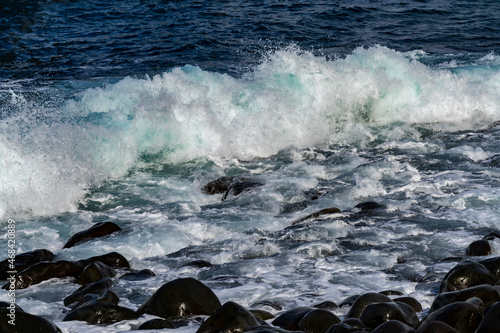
[354, 202, 384, 211]
[250, 309, 275, 321]
[298, 308, 341, 333]
[313, 301, 338, 310]
[139, 317, 202, 329]
[196, 301, 262, 333]
[272, 307, 314, 331]
[292, 207, 341, 225]
[64, 277, 113, 306]
[138, 318, 175, 330]
[63, 301, 137, 325]
[222, 180, 263, 200]
[359, 302, 419, 329]
[78, 252, 130, 269]
[371, 320, 415, 333]
[250, 300, 283, 311]
[0, 249, 55, 280]
[466, 240, 491, 256]
[479, 256, 500, 279]
[339, 295, 360, 307]
[345, 292, 392, 318]
[439, 260, 496, 293]
[203, 176, 234, 194]
[430, 284, 499, 312]
[119, 269, 156, 281]
[70, 289, 119, 310]
[417, 321, 459, 333]
[137, 277, 221, 319]
[393, 297, 423, 312]
[420, 302, 482, 333]
[0, 308, 62, 333]
[326, 319, 366, 333]
[476, 301, 500, 333]
[75, 261, 115, 285]
[180, 260, 212, 269]
[379, 290, 404, 296]
[63, 222, 122, 248]
[3, 260, 84, 290]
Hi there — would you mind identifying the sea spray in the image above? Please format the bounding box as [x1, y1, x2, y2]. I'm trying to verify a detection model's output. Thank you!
[1, 46, 500, 219]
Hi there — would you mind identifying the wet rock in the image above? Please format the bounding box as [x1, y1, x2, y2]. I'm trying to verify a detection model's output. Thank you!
[483, 231, 500, 240]
[292, 207, 341, 225]
[371, 320, 416, 333]
[465, 296, 485, 312]
[119, 269, 156, 281]
[476, 301, 500, 333]
[2, 260, 84, 290]
[64, 277, 113, 306]
[138, 318, 176, 329]
[137, 277, 221, 319]
[0, 301, 23, 312]
[70, 289, 120, 310]
[345, 292, 392, 318]
[0, 308, 62, 333]
[298, 308, 341, 333]
[202, 176, 263, 200]
[379, 290, 404, 296]
[479, 256, 500, 279]
[0, 249, 55, 280]
[250, 309, 275, 321]
[313, 300, 338, 310]
[272, 307, 314, 331]
[180, 260, 212, 268]
[222, 181, 263, 200]
[417, 321, 459, 333]
[63, 302, 137, 325]
[326, 320, 367, 333]
[250, 300, 283, 311]
[63, 222, 122, 249]
[393, 297, 423, 312]
[339, 295, 360, 307]
[342, 318, 365, 328]
[359, 302, 419, 329]
[466, 240, 491, 256]
[430, 284, 499, 312]
[354, 201, 383, 211]
[203, 176, 235, 194]
[420, 302, 482, 333]
[78, 251, 130, 269]
[75, 261, 115, 285]
[197, 301, 263, 333]
[439, 260, 496, 293]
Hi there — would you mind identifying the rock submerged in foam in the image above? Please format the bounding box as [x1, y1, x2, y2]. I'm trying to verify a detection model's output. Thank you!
[63, 221, 122, 249]
[202, 175, 263, 200]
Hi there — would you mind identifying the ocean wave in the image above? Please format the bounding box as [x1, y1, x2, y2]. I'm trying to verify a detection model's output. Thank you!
[1, 45, 499, 218]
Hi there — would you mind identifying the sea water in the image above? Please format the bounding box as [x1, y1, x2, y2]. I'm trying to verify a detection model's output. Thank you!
[1, 1, 500, 332]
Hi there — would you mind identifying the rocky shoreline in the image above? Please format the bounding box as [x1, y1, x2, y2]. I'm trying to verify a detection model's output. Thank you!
[1, 177, 500, 333]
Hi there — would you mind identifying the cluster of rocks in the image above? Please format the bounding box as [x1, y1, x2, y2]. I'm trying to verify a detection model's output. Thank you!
[2, 176, 500, 332]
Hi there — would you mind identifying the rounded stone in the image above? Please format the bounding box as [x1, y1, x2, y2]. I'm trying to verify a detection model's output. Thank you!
[137, 277, 221, 319]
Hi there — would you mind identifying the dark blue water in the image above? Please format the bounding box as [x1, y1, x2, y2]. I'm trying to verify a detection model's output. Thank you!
[2, 1, 500, 332]
[2, 0, 499, 83]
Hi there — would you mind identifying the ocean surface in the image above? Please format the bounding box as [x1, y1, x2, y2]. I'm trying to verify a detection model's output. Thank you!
[1, 0, 500, 332]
